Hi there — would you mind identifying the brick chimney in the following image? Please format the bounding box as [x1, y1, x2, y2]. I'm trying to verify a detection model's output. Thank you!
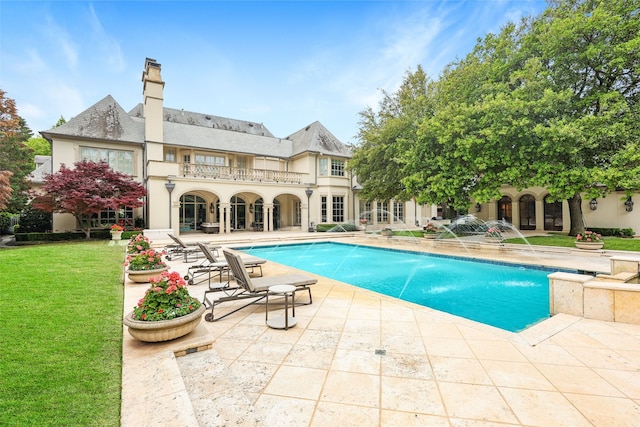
[142, 58, 164, 143]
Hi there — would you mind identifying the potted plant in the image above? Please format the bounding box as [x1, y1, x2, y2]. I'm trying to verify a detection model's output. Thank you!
[126, 233, 152, 254]
[575, 230, 604, 250]
[110, 224, 124, 241]
[484, 227, 504, 243]
[423, 223, 438, 239]
[381, 227, 393, 237]
[124, 249, 169, 283]
[123, 271, 205, 342]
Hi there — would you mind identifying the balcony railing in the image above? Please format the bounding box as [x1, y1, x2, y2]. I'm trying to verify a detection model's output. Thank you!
[180, 163, 303, 184]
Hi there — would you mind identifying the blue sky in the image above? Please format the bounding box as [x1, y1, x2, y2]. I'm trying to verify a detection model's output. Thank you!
[1, 1, 547, 143]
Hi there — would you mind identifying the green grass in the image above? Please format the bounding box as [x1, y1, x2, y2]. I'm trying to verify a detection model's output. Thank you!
[504, 235, 640, 251]
[0, 242, 125, 427]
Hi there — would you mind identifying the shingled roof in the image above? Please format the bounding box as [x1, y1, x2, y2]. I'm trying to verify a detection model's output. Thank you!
[42, 96, 350, 159]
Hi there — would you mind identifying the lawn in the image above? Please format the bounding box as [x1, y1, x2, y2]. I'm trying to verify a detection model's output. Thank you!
[0, 241, 124, 427]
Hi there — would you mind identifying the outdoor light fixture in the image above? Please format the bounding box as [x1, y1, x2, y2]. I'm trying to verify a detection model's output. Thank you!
[249, 203, 254, 213]
[589, 198, 598, 211]
[305, 187, 314, 232]
[209, 202, 214, 213]
[164, 179, 176, 228]
[625, 196, 634, 212]
[475, 203, 481, 213]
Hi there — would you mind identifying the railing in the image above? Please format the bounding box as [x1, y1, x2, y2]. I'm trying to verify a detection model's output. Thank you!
[180, 164, 303, 184]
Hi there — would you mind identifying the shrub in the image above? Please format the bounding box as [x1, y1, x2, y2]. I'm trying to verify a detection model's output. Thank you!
[316, 223, 357, 232]
[18, 205, 52, 233]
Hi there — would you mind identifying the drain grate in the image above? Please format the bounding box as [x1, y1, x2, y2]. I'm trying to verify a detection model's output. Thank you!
[374, 349, 386, 356]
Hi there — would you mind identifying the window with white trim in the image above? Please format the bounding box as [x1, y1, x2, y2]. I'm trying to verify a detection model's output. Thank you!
[80, 147, 134, 175]
[332, 196, 344, 222]
[331, 159, 345, 176]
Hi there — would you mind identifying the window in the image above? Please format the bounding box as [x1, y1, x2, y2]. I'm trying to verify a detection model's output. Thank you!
[359, 201, 372, 222]
[321, 196, 327, 222]
[83, 207, 133, 229]
[80, 147, 134, 175]
[195, 154, 225, 166]
[331, 159, 345, 176]
[377, 201, 389, 223]
[294, 201, 301, 226]
[393, 201, 404, 222]
[165, 148, 176, 162]
[319, 158, 328, 176]
[332, 196, 344, 222]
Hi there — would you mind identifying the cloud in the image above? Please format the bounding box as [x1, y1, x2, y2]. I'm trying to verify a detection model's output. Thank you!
[86, 4, 126, 73]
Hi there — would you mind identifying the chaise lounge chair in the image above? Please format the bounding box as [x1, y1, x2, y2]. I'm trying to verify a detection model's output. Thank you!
[165, 234, 220, 262]
[184, 242, 266, 287]
[202, 249, 317, 322]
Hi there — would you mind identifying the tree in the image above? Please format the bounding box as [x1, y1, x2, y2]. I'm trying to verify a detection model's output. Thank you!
[32, 160, 146, 238]
[0, 170, 12, 210]
[24, 136, 51, 156]
[349, 66, 436, 203]
[0, 90, 34, 213]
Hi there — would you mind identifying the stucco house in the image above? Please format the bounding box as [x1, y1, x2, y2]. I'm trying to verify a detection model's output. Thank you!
[39, 58, 637, 237]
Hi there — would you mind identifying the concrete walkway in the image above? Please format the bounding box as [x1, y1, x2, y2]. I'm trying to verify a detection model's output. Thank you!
[121, 232, 640, 426]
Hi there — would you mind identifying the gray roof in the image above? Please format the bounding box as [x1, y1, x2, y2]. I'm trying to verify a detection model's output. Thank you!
[41, 95, 144, 144]
[28, 155, 51, 183]
[41, 96, 350, 159]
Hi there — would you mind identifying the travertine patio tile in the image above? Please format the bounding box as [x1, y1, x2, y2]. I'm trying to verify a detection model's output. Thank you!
[347, 306, 382, 320]
[219, 322, 266, 341]
[330, 348, 381, 374]
[228, 360, 279, 393]
[344, 317, 381, 334]
[381, 376, 445, 415]
[381, 334, 427, 355]
[263, 365, 327, 400]
[237, 341, 292, 363]
[564, 392, 640, 426]
[466, 339, 528, 362]
[311, 402, 379, 426]
[338, 331, 381, 351]
[535, 364, 625, 396]
[296, 329, 341, 348]
[548, 329, 608, 348]
[381, 410, 449, 426]
[594, 368, 640, 399]
[282, 344, 335, 370]
[254, 395, 316, 427]
[211, 337, 253, 360]
[320, 371, 380, 407]
[499, 388, 591, 426]
[307, 315, 346, 332]
[380, 352, 434, 380]
[417, 321, 464, 339]
[481, 360, 555, 390]
[438, 382, 518, 423]
[381, 319, 421, 336]
[381, 307, 417, 322]
[430, 356, 492, 385]
[512, 341, 583, 366]
[424, 337, 476, 358]
[562, 345, 637, 370]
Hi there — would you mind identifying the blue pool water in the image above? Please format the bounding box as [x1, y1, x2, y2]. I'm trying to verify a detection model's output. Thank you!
[239, 242, 560, 332]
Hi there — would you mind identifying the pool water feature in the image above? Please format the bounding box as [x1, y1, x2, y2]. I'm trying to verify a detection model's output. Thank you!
[240, 242, 561, 332]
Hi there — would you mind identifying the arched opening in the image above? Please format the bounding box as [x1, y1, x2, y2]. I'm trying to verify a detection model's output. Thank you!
[519, 195, 536, 230]
[544, 196, 563, 231]
[497, 196, 512, 224]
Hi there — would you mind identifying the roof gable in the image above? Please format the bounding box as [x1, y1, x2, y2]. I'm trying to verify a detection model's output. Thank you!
[42, 95, 143, 143]
[288, 121, 351, 157]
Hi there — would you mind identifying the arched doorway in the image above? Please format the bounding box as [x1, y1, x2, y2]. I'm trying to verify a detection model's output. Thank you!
[179, 194, 207, 232]
[497, 196, 512, 223]
[224, 196, 246, 230]
[544, 195, 563, 231]
[519, 195, 536, 230]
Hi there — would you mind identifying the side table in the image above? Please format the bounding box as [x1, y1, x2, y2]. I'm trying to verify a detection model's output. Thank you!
[265, 284, 297, 330]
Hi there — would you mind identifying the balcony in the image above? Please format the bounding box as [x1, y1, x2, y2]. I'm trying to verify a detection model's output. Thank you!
[180, 163, 303, 184]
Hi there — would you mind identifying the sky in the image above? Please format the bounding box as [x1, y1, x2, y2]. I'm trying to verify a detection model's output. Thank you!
[1, 0, 547, 144]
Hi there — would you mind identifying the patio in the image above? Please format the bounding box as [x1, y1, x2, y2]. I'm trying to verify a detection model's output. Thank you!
[121, 232, 640, 426]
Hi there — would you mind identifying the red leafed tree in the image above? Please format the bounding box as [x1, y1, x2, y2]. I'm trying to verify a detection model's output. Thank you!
[32, 160, 146, 238]
[0, 170, 13, 210]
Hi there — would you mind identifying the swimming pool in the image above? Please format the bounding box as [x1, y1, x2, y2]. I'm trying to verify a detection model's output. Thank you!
[239, 242, 561, 332]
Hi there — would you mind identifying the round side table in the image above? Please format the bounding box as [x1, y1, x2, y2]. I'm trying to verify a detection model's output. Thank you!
[266, 284, 297, 330]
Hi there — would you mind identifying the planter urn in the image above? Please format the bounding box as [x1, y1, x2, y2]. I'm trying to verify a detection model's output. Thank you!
[126, 266, 170, 283]
[575, 241, 604, 250]
[123, 305, 205, 342]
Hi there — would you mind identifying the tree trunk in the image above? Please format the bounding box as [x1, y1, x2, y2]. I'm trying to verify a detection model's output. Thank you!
[567, 193, 584, 237]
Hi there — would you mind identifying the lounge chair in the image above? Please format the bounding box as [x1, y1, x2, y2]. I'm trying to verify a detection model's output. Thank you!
[202, 249, 317, 322]
[183, 242, 266, 287]
[165, 234, 220, 262]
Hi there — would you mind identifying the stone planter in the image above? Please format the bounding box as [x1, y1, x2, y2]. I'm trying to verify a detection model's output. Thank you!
[575, 241, 604, 250]
[110, 231, 123, 241]
[123, 304, 205, 342]
[423, 233, 437, 239]
[484, 236, 504, 243]
[126, 266, 170, 283]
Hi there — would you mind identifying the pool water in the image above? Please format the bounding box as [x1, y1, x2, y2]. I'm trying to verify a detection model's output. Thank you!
[240, 242, 557, 332]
